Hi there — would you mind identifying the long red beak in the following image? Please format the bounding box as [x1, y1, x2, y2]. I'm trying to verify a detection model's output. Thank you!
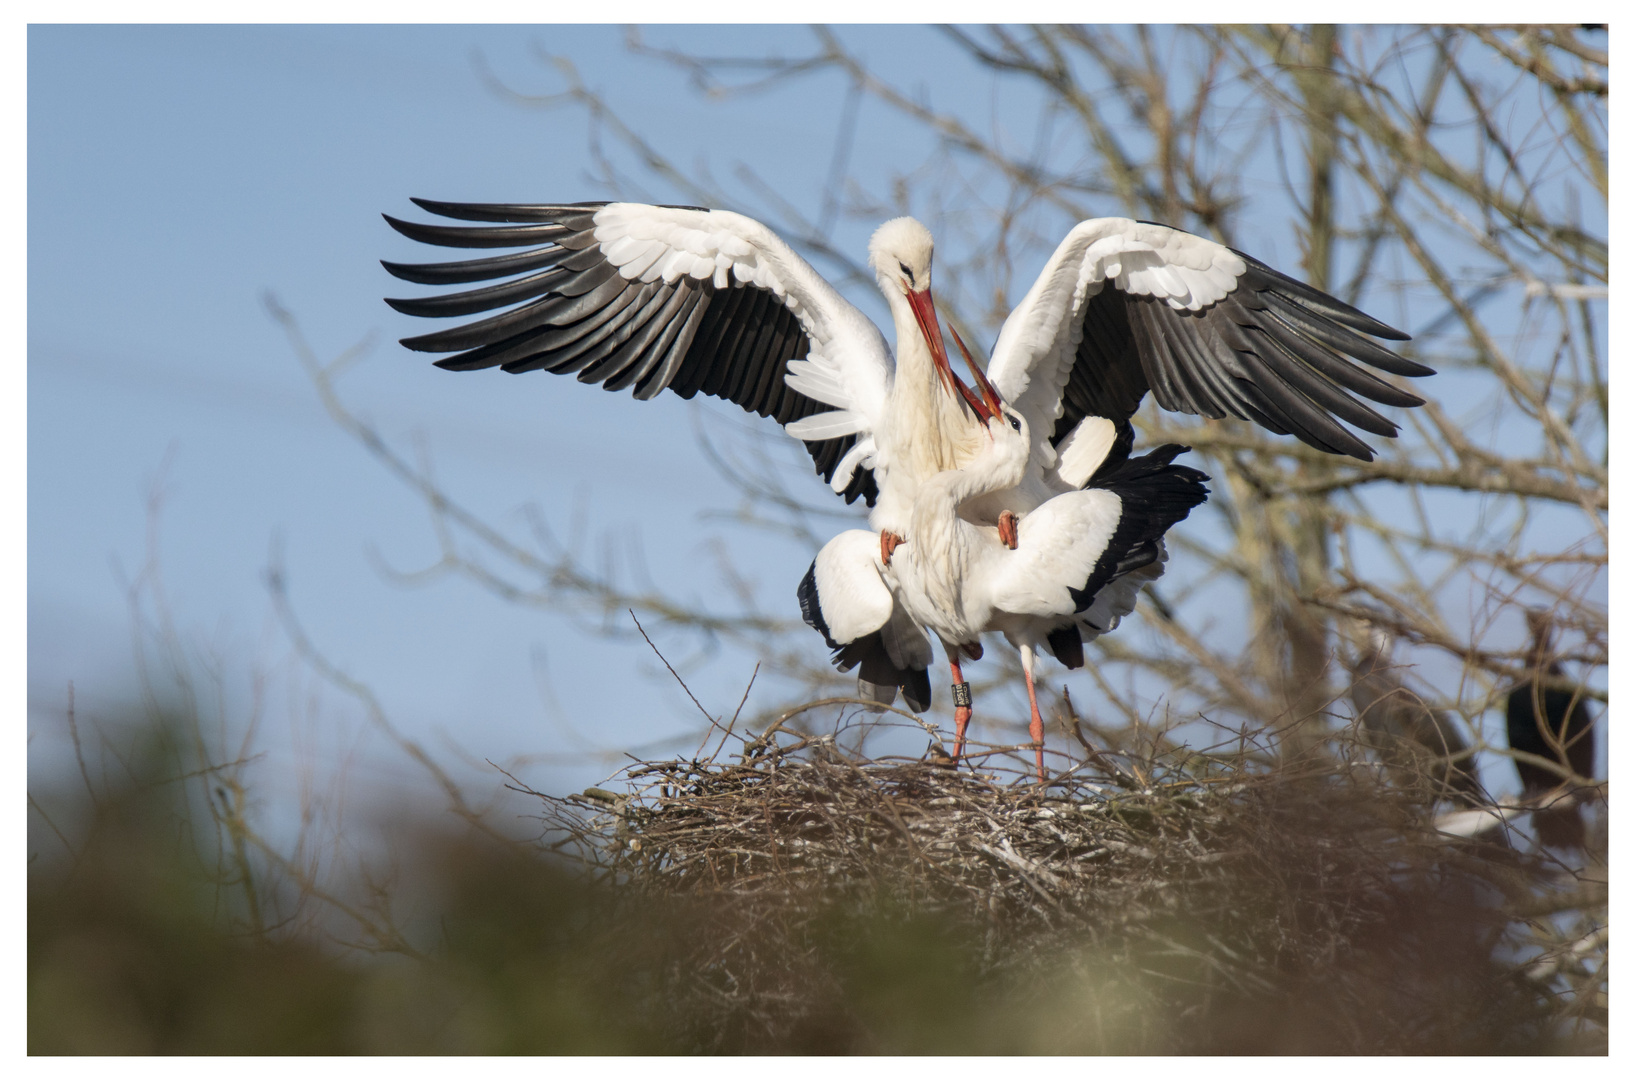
[906, 287, 954, 394]
[949, 323, 1004, 419]
[949, 368, 993, 423]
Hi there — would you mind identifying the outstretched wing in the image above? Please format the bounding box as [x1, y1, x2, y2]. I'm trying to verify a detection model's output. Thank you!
[985, 218, 1432, 464]
[383, 199, 892, 503]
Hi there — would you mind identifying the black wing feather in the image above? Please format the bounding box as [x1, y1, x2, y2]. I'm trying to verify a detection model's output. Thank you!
[537, 282, 662, 375]
[381, 245, 580, 287]
[406, 198, 606, 224]
[384, 200, 876, 504]
[383, 214, 574, 250]
[1056, 230, 1431, 462]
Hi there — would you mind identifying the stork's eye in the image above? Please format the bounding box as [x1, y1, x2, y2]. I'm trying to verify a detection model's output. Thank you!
[898, 261, 915, 286]
[1007, 415, 1022, 432]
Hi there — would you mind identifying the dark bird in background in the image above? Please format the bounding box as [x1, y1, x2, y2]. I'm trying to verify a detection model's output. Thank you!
[1505, 609, 1597, 849]
[1349, 625, 1482, 806]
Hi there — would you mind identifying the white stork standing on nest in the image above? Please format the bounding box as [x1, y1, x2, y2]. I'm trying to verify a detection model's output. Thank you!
[384, 201, 1429, 753]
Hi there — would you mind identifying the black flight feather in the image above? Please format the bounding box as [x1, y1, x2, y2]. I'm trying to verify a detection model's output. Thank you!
[384, 199, 877, 504]
[1054, 235, 1427, 461]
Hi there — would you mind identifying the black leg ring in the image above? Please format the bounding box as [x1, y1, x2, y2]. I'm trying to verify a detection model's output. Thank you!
[951, 682, 972, 708]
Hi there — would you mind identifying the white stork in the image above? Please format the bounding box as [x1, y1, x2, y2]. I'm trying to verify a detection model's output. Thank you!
[384, 201, 1428, 719]
[802, 354, 1207, 779]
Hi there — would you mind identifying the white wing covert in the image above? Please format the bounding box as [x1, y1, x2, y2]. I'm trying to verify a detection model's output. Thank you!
[984, 218, 1432, 464]
[985, 490, 1124, 617]
[384, 200, 892, 503]
[991, 444, 1208, 627]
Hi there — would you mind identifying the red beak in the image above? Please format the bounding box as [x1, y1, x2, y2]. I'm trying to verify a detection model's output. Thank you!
[949, 323, 1004, 419]
[906, 287, 954, 394]
[950, 368, 993, 423]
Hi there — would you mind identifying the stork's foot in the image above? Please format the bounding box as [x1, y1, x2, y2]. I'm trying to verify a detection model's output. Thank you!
[881, 530, 905, 567]
[998, 510, 1019, 550]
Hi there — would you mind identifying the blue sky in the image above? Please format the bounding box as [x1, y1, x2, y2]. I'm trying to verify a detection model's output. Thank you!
[26, 25, 1006, 822]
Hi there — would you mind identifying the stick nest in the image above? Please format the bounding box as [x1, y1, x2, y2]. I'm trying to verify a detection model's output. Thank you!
[519, 720, 1602, 1053]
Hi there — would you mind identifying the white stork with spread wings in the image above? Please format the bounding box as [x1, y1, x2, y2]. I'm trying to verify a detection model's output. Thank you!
[383, 201, 1428, 717]
[790, 216, 1429, 738]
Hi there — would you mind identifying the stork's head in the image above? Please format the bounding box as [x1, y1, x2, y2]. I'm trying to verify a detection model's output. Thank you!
[868, 217, 935, 294]
[868, 217, 952, 390]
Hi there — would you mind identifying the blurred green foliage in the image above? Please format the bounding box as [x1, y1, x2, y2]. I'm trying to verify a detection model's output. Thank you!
[31, 727, 1568, 1055]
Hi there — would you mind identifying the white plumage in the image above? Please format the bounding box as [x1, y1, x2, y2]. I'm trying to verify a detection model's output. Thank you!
[384, 201, 964, 519]
[799, 529, 934, 711]
[877, 359, 1207, 778]
[1053, 416, 1120, 489]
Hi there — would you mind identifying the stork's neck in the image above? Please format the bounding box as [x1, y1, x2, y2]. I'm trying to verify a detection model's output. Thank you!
[901, 437, 1022, 629]
[885, 290, 982, 481]
[917, 435, 1027, 516]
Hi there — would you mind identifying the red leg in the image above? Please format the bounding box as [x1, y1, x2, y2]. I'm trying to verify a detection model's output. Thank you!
[880, 530, 904, 566]
[998, 510, 1019, 550]
[948, 647, 972, 763]
[1021, 646, 1046, 782]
